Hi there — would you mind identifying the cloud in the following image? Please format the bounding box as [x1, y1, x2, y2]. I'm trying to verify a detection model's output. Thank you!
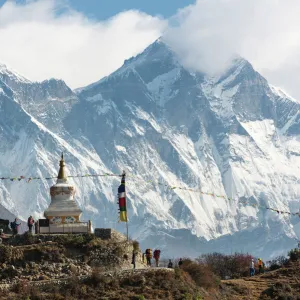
[164, 0, 300, 99]
[1, 0, 299, 99]
[0, 0, 166, 89]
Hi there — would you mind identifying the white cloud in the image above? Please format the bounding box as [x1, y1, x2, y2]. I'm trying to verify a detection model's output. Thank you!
[1, 0, 300, 99]
[0, 0, 166, 89]
[165, 0, 300, 99]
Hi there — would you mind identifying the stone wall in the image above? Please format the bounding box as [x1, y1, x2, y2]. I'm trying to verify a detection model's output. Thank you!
[94, 228, 111, 240]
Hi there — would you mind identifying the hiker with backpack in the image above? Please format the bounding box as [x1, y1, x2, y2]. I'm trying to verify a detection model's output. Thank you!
[27, 216, 35, 233]
[168, 259, 173, 268]
[145, 248, 152, 266]
[258, 258, 264, 274]
[153, 249, 161, 267]
[10, 218, 21, 235]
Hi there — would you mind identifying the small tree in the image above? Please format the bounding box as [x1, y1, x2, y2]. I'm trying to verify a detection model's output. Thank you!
[288, 248, 300, 261]
[197, 252, 253, 279]
[267, 256, 289, 271]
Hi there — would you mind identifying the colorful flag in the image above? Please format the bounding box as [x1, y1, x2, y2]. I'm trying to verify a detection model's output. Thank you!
[118, 173, 127, 222]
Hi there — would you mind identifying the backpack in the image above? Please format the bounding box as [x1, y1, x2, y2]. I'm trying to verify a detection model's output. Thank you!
[146, 249, 152, 258]
[154, 249, 161, 258]
[10, 222, 15, 229]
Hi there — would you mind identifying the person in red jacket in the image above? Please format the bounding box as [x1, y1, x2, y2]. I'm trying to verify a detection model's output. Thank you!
[27, 216, 35, 234]
[153, 249, 161, 267]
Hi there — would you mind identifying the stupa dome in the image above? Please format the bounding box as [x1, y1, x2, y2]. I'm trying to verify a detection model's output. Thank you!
[44, 153, 82, 224]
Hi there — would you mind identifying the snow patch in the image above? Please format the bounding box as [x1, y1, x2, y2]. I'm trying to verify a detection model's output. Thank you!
[115, 145, 127, 153]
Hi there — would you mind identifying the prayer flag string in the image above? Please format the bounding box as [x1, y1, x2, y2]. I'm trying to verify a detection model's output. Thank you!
[0, 172, 299, 216]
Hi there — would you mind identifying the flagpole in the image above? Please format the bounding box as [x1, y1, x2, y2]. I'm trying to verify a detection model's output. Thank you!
[124, 170, 129, 241]
[118, 170, 129, 241]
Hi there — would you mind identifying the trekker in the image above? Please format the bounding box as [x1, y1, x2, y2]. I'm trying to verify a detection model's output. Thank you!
[249, 259, 255, 276]
[132, 250, 136, 270]
[10, 218, 21, 235]
[262, 261, 265, 273]
[258, 258, 263, 274]
[27, 216, 35, 233]
[145, 249, 152, 266]
[153, 249, 161, 267]
[0, 229, 8, 242]
[178, 258, 183, 268]
[168, 259, 173, 268]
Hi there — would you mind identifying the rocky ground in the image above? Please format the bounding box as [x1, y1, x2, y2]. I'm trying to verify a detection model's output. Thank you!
[0, 231, 206, 299]
[0, 230, 144, 287]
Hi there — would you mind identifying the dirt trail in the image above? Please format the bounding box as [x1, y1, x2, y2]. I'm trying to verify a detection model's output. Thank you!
[221, 262, 300, 300]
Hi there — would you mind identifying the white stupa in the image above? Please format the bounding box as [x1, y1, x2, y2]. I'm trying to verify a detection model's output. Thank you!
[44, 153, 82, 224]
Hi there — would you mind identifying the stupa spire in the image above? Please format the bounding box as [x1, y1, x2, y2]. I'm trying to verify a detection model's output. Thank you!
[57, 153, 66, 181]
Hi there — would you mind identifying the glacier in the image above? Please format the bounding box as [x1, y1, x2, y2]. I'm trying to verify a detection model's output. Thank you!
[0, 40, 300, 259]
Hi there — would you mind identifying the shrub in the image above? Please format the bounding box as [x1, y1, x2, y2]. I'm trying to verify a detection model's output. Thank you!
[268, 256, 289, 271]
[89, 268, 107, 287]
[132, 240, 140, 252]
[0, 245, 24, 263]
[87, 237, 107, 248]
[288, 248, 300, 261]
[197, 252, 253, 279]
[262, 282, 296, 299]
[180, 258, 219, 289]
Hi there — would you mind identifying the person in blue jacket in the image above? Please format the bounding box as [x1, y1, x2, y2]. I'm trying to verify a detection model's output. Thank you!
[10, 218, 21, 235]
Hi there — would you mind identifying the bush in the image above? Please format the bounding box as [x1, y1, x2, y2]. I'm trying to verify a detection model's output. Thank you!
[88, 268, 107, 287]
[180, 258, 219, 289]
[262, 282, 296, 299]
[268, 256, 289, 271]
[288, 248, 300, 261]
[197, 252, 253, 279]
[132, 240, 140, 252]
[0, 245, 24, 263]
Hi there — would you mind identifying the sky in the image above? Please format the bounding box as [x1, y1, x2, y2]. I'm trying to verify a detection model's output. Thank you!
[0, 0, 299, 99]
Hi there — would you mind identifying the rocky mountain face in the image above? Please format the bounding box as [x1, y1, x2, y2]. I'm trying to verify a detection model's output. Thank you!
[0, 40, 299, 259]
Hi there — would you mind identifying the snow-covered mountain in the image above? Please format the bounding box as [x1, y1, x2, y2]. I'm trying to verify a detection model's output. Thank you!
[0, 40, 300, 259]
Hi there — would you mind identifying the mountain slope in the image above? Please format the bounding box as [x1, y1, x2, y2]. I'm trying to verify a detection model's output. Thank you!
[0, 41, 300, 258]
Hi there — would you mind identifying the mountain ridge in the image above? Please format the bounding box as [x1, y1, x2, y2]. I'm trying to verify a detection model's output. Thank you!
[0, 40, 299, 259]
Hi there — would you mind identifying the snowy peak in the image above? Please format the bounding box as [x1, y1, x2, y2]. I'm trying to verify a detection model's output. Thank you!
[0, 63, 31, 84]
[81, 39, 180, 95]
[39, 78, 75, 100]
[0, 65, 78, 133]
[0, 64, 74, 102]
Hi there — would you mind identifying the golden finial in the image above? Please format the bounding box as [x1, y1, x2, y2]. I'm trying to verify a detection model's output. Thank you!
[57, 152, 66, 180]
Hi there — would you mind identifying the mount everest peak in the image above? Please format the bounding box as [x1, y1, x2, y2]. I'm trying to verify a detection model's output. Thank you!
[0, 40, 300, 258]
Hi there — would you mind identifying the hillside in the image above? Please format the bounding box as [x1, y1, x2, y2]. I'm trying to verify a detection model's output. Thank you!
[1, 232, 299, 299]
[0, 232, 205, 300]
